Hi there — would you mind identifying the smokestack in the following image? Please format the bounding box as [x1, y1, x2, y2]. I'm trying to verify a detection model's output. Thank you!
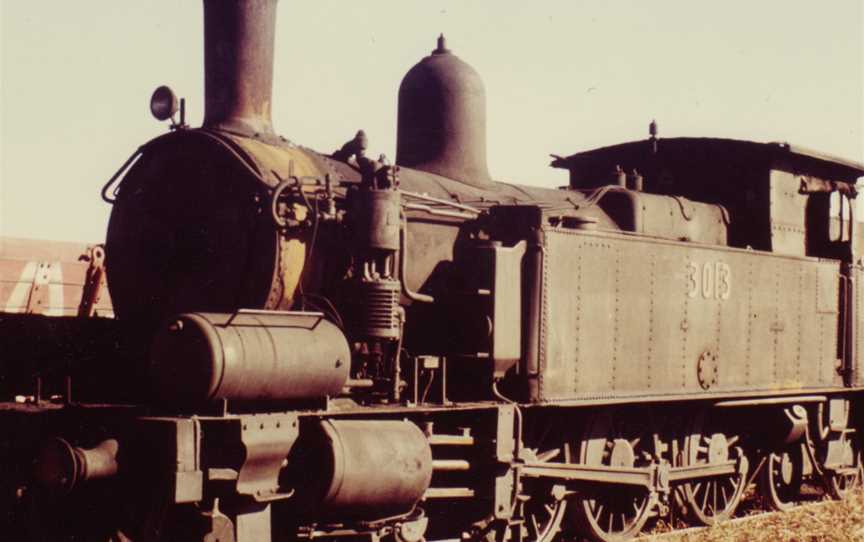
[202, 0, 277, 135]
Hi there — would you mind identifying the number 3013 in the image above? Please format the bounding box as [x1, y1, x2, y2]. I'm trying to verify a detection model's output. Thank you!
[686, 261, 731, 300]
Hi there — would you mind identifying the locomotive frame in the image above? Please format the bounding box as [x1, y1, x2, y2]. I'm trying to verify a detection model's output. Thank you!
[1, 1, 862, 541]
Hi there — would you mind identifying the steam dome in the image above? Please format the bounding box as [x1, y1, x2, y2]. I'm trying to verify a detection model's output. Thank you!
[396, 36, 492, 188]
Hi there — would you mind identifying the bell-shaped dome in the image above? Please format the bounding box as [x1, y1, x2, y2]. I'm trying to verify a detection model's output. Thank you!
[396, 36, 492, 187]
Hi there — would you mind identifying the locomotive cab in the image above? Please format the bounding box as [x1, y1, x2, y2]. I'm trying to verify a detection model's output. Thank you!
[552, 137, 864, 259]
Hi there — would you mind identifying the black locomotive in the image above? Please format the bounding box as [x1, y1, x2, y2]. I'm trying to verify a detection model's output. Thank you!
[1, 1, 862, 541]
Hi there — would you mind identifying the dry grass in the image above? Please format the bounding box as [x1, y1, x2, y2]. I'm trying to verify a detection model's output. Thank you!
[643, 490, 864, 542]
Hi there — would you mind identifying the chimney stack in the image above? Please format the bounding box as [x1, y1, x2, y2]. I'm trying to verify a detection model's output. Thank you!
[202, 0, 278, 136]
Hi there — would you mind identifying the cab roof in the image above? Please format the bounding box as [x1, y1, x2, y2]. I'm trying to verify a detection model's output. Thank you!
[551, 137, 864, 183]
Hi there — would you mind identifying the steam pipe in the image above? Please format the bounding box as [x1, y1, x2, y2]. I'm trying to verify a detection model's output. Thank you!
[34, 438, 119, 494]
[400, 219, 435, 303]
[432, 460, 471, 471]
[404, 203, 476, 220]
[401, 190, 482, 214]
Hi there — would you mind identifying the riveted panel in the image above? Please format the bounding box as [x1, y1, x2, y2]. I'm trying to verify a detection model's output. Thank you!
[769, 170, 808, 256]
[816, 262, 841, 385]
[545, 234, 619, 396]
[773, 258, 800, 386]
[613, 242, 653, 391]
[648, 249, 689, 393]
[798, 264, 823, 386]
[817, 264, 840, 315]
[717, 251, 750, 388]
[540, 232, 579, 397]
[576, 239, 618, 394]
[746, 258, 776, 386]
[678, 246, 723, 391]
[539, 228, 845, 402]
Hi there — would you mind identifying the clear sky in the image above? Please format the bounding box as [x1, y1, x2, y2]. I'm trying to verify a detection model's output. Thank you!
[1, 1, 862, 242]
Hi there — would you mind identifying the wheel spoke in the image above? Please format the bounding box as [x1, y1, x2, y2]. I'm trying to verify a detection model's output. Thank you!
[712, 481, 718, 515]
[537, 449, 560, 463]
[823, 437, 862, 499]
[681, 409, 748, 525]
[700, 483, 710, 511]
[574, 408, 657, 540]
[760, 449, 803, 511]
[519, 429, 570, 542]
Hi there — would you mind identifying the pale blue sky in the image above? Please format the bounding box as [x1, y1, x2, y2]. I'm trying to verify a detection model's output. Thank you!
[1, 1, 862, 242]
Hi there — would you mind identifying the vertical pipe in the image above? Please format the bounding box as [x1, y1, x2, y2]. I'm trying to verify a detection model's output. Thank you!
[523, 229, 545, 401]
[844, 267, 856, 387]
[614, 165, 627, 187]
[849, 203, 858, 386]
[202, 0, 278, 135]
[630, 169, 644, 191]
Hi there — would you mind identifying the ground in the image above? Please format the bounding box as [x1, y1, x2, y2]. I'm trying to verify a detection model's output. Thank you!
[643, 490, 864, 541]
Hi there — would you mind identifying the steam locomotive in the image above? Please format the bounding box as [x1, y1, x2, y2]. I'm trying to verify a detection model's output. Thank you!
[2, 1, 862, 541]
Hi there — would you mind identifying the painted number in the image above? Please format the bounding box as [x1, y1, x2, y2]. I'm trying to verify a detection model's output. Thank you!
[687, 261, 731, 300]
